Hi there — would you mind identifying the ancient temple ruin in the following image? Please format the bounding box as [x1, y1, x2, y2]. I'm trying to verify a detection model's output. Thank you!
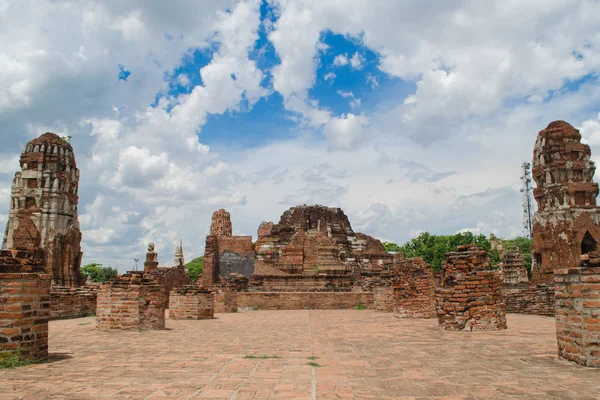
[200, 205, 394, 293]
[531, 121, 600, 283]
[2, 133, 84, 287]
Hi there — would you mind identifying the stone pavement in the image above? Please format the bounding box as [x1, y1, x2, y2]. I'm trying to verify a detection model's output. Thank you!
[1, 311, 599, 399]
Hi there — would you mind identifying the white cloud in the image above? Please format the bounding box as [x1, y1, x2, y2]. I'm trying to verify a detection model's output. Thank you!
[350, 52, 364, 69]
[333, 54, 349, 66]
[323, 72, 336, 81]
[322, 113, 367, 151]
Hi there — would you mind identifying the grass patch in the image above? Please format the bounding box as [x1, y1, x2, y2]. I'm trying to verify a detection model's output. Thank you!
[307, 356, 319, 360]
[244, 355, 281, 360]
[252, 305, 259, 311]
[77, 322, 91, 326]
[354, 302, 367, 310]
[306, 362, 322, 367]
[0, 350, 30, 369]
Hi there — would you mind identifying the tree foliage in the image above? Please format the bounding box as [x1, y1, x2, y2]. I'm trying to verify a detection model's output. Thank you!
[80, 263, 118, 282]
[185, 257, 203, 280]
[387, 232, 501, 272]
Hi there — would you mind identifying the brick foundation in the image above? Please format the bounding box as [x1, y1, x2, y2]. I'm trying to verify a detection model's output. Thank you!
[502, 283, 555, 316]
[435, 245, 507, 331]
[393, 257, 436, 319]
[237, 292, 374, 310]
[0, 249, 50, 360]
[554, 253, 600, 367]
[50, 285, 97, 320]
[169, 286, 214, 320]
[96, 272, 166, 331]
[214, 291, 238, 313]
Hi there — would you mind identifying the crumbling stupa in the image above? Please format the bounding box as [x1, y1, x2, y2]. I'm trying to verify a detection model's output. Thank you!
[2, 133, 84, 287]
[531, 121, 600, 283]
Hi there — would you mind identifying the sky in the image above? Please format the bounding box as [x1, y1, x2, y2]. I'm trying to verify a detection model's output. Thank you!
[1, 0, 600, 272]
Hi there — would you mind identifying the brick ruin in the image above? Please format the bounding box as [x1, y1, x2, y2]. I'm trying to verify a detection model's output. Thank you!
[392, 257, 436, 319]
[96, 242, 195, 327]
[96, 271, 167, 331]
[501, 251, 529, 285]
[49, 285, 97, 320]
[435, 245, 507, 331]
[2, 133, 84, 287]
[555, 252, 600, 367]
[531, 121, 600, 283]
[0, 249, 50, 360]
[169, 286, 214, 320]
[201, 205, 393, 294]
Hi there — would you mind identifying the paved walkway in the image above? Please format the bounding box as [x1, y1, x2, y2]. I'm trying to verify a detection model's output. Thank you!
[0, 311, 599, 399]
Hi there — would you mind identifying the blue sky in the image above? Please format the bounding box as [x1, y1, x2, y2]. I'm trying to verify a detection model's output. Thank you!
[1, 0, 600, 270]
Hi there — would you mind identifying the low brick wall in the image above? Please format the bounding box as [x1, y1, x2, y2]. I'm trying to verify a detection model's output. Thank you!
[169, 286, 214, 320]
[373, 287, 394, 312]
[214, 291, 238, 313]
[237, 292, 374, 310]
[0, 249, 50, 361]
[393, 257, 436, 319]
[250, 275, 354, 292]
[502, 283, 555, 317]
[50, 285, 98, 320]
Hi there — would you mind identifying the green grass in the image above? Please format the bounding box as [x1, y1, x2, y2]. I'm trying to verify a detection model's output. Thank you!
[354, 302, 367, 310]
[306, 362, 322, 367]
[307, 356, 319, 360]
[77, 322, 91, 326]
[0, 350, 30, 369]
[244, 355, 281, 360]
[252, 305, 259, 310]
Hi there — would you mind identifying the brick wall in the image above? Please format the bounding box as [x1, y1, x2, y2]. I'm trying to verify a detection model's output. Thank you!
[0, 249, 50, 360]
[554, 252, 600, 367]
[250, 275, 354, 292]
[435, 245, 507, 331]
[96, 272, 166, 331]
[502, 283, 555, 316]
[50, 285, 97, 320]
[373, 287, 394, 312]
[169, 286, 214, 319]
[237, 292, 374, 310]
[214, 291, 238, 313]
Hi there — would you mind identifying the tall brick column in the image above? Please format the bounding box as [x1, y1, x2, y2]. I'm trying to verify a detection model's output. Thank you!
[555, 252, 600, 367]
[0, 249, 50, 360]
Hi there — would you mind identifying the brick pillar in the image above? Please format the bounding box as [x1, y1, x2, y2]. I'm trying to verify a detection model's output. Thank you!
[393, 257, 436, 319]
[96, 272, 166, 331]
[169, 286, 214, 319]
[198, 235, 218, 288]
[435, 245, 507, 331]
[555, 252, 600, 367]
[0, 249, 50, 360]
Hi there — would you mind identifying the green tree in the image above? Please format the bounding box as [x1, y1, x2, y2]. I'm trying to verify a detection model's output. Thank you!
[80, 263, 117, 282]
[388, 232, 500, 272]
[381, 241, 402, 253]
[185, 257, 203, 280]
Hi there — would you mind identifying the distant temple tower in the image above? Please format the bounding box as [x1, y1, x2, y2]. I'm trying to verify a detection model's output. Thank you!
[2, 132, 84, 287]
[210, 209, 232, 236]
[173, 240, 185, 268]
[531, 121, 600, 282]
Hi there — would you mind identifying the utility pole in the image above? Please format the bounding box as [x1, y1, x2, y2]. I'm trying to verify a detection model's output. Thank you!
[520, 162, 534, 238]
